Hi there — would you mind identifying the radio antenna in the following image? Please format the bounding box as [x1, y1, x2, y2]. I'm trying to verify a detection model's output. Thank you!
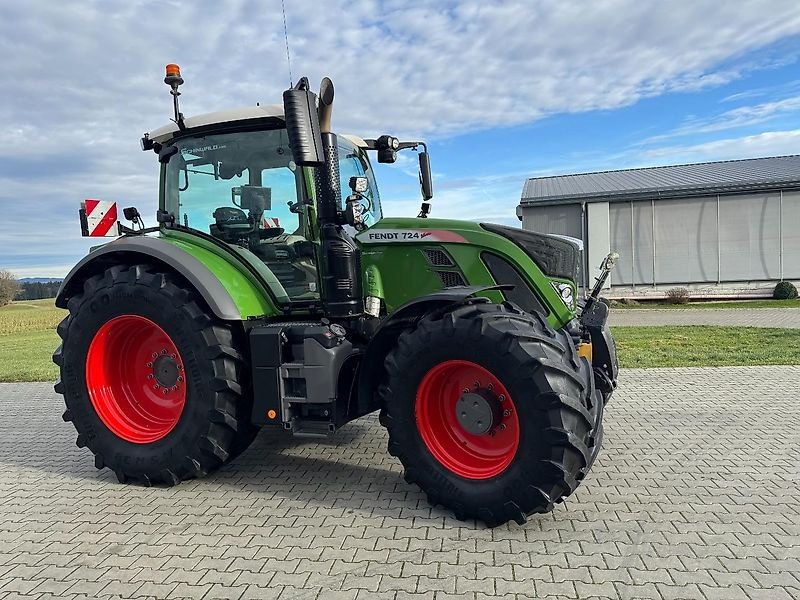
[281, 0, 294, 87]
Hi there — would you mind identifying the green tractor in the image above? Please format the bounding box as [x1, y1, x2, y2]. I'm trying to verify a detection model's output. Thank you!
[54, 66, 618, 526]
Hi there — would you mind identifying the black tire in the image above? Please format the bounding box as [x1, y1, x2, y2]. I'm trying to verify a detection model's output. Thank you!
[53, 264, 257, 485]
[380, 301, 603, 526]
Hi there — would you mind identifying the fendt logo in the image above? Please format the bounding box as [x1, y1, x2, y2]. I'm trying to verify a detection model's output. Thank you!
[358, 229, 467, 244]
[367, 231, 432, 241]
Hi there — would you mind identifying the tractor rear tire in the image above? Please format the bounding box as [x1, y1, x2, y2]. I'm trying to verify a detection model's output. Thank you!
[53, 264, 257, 485]
[380, 301, 602, 526]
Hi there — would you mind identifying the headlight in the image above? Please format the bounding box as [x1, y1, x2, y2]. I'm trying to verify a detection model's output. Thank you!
[552, 282, 575, 309]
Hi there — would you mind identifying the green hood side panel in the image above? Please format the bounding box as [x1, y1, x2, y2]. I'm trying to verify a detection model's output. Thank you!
[356, 218, 574, 328]
[159, 229, 283, 318]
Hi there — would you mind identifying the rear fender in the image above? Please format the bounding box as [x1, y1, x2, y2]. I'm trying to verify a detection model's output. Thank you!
[57, 236, 251, 320]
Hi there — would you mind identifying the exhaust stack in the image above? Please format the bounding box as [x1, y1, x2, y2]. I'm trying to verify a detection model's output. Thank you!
[318, 77, 334, 133]
[314, 78, 364, 318]
[314, 78, 340, 224]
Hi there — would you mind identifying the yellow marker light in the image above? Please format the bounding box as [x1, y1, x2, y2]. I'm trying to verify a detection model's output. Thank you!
[267, 409, 277, 420]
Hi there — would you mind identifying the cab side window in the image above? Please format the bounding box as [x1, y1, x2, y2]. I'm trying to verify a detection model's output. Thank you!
[338, 142, 381, 227]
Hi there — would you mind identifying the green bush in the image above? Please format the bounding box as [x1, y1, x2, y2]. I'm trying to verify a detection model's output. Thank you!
[665, 287, 690, 305]
[773, 281, 798, 300]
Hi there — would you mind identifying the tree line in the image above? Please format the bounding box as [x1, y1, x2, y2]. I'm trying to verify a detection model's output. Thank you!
[0, 270, 61, 305]
[16, 280, 62, 301]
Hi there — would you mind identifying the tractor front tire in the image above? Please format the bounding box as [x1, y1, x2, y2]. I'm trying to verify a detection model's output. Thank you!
[54, 264, 256, 485]
[380, 301, 602, 526]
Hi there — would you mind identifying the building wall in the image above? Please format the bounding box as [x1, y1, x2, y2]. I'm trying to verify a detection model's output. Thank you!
[586, 202, 611, 289]
[520, 203, 582, 238]
[520, 189, 800, 295]
[609, 191, 800, 286]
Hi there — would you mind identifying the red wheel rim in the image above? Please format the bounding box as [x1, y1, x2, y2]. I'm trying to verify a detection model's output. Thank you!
[415, 360, 520, 480]
[85, 315, 187, 444]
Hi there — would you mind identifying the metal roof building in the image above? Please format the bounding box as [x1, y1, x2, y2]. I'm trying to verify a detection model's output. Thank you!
[517, 155, 800, 297]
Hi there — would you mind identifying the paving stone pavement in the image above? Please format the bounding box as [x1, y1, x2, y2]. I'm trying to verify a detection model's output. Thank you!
[609, 307, 800, 329]
[0, 367, 799, 600]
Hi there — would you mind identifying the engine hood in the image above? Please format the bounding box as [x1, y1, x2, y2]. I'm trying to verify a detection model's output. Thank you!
[480, 223, 581, 283]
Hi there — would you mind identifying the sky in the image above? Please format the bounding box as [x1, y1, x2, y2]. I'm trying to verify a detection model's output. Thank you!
[1, 0, 800, 277]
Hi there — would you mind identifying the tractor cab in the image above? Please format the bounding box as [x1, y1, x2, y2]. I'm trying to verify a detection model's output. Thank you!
[147, 109, 382, 302]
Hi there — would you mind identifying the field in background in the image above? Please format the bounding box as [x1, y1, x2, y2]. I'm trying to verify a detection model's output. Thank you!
[0, 299, 65, 382]
[612, 298, 800, 309]
[615, 326, 800, 368]
[1, 300, 799, 382]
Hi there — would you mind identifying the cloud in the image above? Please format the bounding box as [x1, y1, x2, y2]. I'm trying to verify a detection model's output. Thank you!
[2, 0, 800, 274]
[638, 129, 800, 164]
[382, 168, 533, 226]
[721, 78, 800, 103]
[643, 95, 800, 143]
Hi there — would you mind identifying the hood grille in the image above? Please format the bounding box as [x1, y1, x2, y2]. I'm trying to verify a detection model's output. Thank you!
[423, 248, 455, 267]
[436, 270, 467, 288]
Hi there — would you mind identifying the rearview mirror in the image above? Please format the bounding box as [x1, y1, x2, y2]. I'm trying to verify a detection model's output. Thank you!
[232, 186, 271, 213]
[419, 151, 433, 200]
[282, 77, 325, 166]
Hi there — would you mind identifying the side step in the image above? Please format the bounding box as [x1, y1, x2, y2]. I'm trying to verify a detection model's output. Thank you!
[284, 419, 336, 438]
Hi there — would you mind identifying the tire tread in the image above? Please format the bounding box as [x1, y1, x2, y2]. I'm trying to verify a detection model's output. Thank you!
[52, 264, 256, 486]
[380, 301, 603, 526]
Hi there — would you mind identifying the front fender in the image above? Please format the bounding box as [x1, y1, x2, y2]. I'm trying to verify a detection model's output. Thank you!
[56, 236, 268, 320]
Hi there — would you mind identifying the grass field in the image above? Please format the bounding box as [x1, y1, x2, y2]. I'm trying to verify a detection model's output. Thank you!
[0, 299, 65, 382]
[614, 326, 800, 368]
[1, 299, 799, 382]
[612, 298, 800, 309]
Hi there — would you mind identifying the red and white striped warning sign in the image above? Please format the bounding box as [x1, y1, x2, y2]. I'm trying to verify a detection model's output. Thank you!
[83, 199, 118, 237]
[263, 217, 281, 228]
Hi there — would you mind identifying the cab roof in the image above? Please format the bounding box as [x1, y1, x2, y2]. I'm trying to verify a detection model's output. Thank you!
[147, 104, 368, 149]
[147, 105, 285, 143]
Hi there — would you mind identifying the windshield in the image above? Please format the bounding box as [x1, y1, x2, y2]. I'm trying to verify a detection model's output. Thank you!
[164, 129, 301, 234]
